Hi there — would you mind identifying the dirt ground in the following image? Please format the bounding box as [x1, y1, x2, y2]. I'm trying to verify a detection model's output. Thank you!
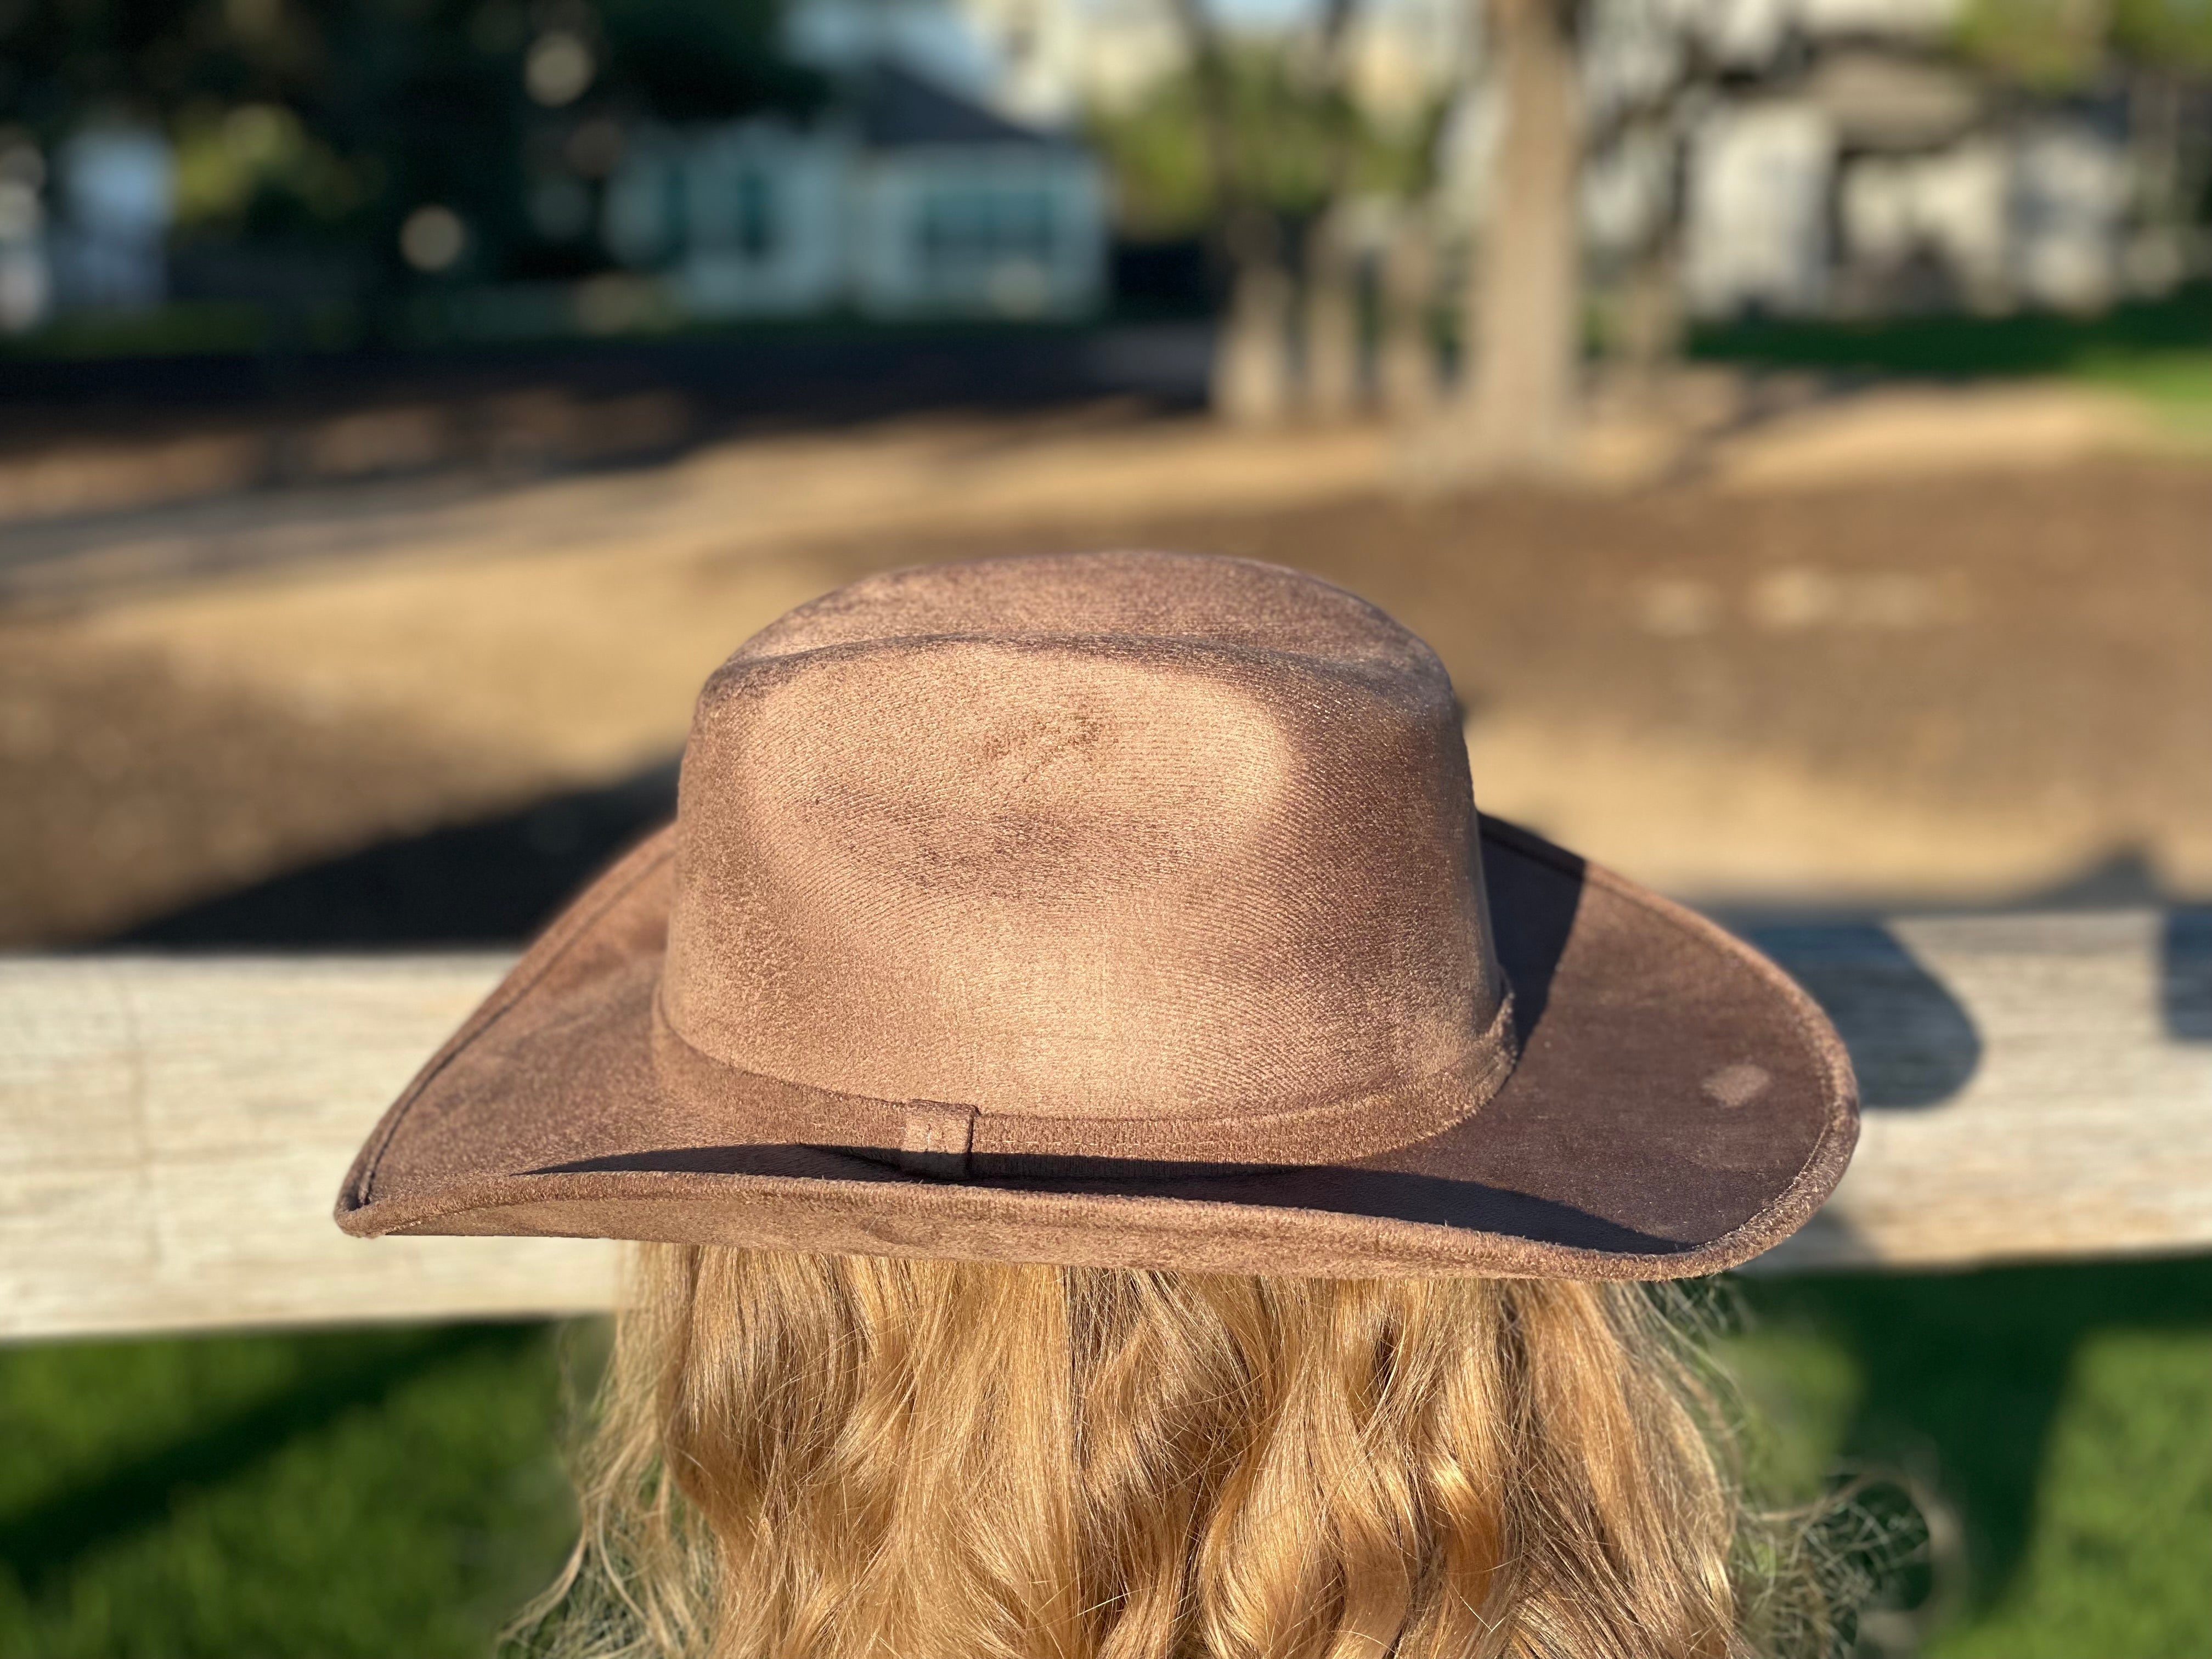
[3, 381, 2207, 947]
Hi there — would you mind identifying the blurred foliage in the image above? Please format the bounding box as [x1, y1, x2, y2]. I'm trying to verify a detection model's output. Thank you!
[2, 1256, 2208, 1655]
[597, 0, 819, 120]
[0, 0, 817, 289]
[1953, 0, 2113, 90]
[172, 101, 363, 234]
[2112, 0, 2212, 70]
[1954, 0, 2212, 86]
[1086, 49, 1443, 239]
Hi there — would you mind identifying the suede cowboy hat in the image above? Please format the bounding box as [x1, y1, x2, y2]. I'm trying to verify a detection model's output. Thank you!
[336, 550, 1857, 1279]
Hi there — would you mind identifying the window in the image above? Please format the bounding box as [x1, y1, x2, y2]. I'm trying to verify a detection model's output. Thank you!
[735, 169, 774, 259]
[916, 184, 1054, 274]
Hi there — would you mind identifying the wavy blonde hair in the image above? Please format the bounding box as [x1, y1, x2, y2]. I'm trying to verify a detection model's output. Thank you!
[518, 1245, 1828, 1659]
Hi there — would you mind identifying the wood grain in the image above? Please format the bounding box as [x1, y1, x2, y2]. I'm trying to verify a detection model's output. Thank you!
[0, 955, 616, 1340]
[3, 912, 2207, 1338]
[1754, 910, 2212, 1271]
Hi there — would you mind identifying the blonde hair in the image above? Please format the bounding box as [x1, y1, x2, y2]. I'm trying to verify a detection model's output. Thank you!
[519, 1246, 1828, 1659]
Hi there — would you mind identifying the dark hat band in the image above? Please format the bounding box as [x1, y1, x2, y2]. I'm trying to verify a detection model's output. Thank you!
[647, 984, 1519, 1175]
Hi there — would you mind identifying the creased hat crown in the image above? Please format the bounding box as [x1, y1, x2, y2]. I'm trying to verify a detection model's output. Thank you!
[656, 551, 1516, 1169]
[341, 547, 1859, 1280]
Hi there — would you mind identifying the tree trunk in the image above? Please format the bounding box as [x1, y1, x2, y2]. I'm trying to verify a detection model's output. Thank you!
[1169, 0, 1297, 425]
[1462, 0, 1581, 473]
[1299, 0, 1365, 422]
[2128, 67, 2191, 295]
[1301, 208, 1362, 421]
[1379, 212, 1440, 421]
[1216, 219, 1295, 426]
[1618, 235, 1683, 405]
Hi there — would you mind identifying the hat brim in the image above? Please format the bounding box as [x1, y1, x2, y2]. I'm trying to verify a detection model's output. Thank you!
[336, 816, 1856, 1280]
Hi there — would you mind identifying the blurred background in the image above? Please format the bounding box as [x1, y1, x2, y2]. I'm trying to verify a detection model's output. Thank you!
[1, 0, 2209, 1647]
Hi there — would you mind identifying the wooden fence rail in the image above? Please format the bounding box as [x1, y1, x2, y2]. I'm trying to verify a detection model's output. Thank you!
[4, 909, 2209, 1340]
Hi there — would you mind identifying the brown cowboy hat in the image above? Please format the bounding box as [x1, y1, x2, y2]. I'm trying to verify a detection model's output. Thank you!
[336, 551, 1855, 1279]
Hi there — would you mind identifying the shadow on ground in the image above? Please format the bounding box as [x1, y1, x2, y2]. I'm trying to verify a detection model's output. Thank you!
[1740, 1251, 2212, 1640]
[0, 1325, 543, 1596]
[0, 1320, 581, 1659]
[109, 760, 679, 947]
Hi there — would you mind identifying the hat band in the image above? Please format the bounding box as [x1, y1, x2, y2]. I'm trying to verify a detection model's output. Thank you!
[646, 988, 1518, 1177]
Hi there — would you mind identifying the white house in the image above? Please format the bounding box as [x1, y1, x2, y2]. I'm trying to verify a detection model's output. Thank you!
[793, 0, 1187, 125]
[603, 65, 1107, 321]
[1427, 0, 2170, 320]
[1683, 101, 1839, 315]
[1616, 0, 2152, 317]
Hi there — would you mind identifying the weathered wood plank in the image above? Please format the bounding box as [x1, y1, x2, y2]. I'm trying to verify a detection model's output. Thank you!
[1753, 910, 2212, 1271]
[2, 912, 2207, 1338]
[0, 955, 616, 1340]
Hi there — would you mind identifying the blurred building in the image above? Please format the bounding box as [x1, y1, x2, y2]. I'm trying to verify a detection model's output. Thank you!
[787, 0, 1186, 125]
[1674, 50, 2141, 316]
[50, 122, 174, 314]
[1437, 0, 2190, 319]
[795, 0, 1466, 129]
[603, 64, 1107, 319]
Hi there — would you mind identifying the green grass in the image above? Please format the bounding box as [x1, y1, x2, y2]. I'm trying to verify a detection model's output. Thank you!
[1727, 1252, 2212, 1656]
[1690, 285, 2212, 379]
[0, 292, 1106, 363]
[1691, 285, 2212, 433]
[0, 301, 292, 360]
[2, 1257, 2208, 1657]
[0, 1322, 583, 1658]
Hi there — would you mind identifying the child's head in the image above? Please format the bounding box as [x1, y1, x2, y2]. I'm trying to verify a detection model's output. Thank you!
[534, 1246, 1817, 1659]
[341, 554, 1863, 1655]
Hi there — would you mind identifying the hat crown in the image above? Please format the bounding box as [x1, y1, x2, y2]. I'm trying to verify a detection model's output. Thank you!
[659, 551, 1512, 1165]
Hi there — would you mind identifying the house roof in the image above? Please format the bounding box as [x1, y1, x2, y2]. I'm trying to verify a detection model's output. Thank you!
[855, 64, 1074, 151]
[1802, 50, 1985, 152]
